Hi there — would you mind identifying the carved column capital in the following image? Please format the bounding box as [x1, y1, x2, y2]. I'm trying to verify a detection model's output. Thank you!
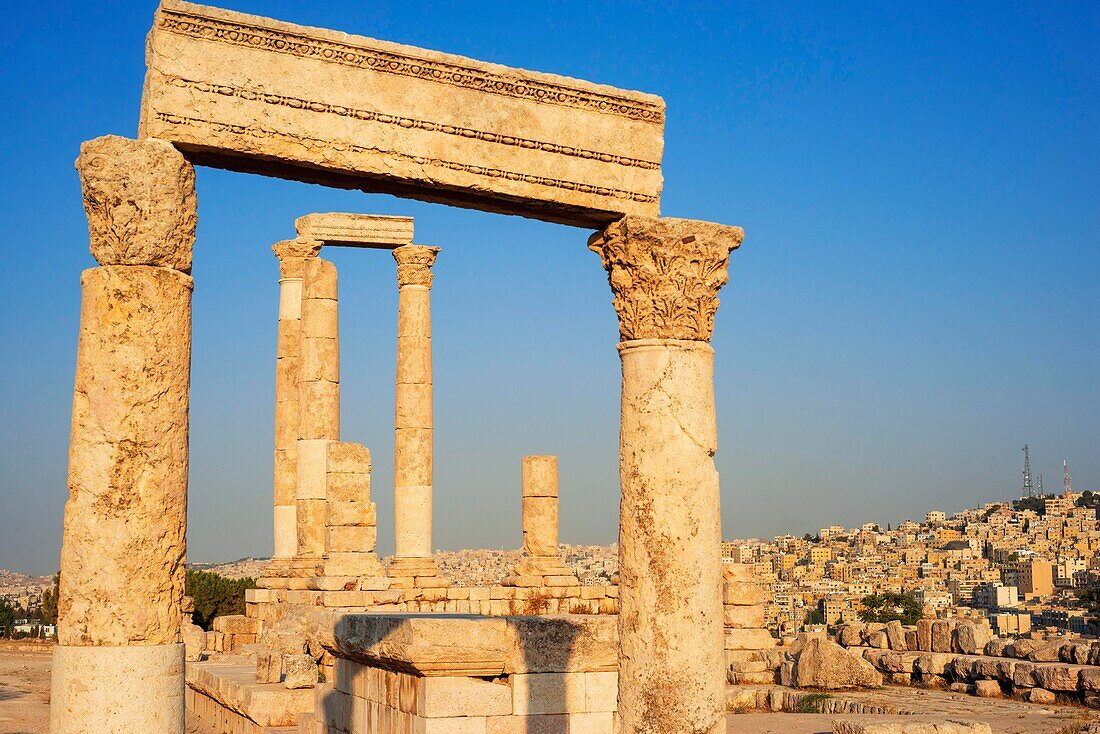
[272, 238, 322, 279]
[76, 135, 197, 271]
[588, 215, 744, 342]
[393, 245, 441, 289]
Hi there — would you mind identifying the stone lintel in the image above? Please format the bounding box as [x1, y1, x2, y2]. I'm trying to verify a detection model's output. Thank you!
[295, 213, 414, 249]
[139, 1, 664, 227]
[306, 613, 617, 676]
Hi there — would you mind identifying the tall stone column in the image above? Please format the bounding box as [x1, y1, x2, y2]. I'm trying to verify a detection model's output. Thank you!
[271, 240, 320, 565]
[589, 215, 744, 734]
[388, 245, 446, 586]
[296, 254, 340, 568]
[51, 135, 197, 734]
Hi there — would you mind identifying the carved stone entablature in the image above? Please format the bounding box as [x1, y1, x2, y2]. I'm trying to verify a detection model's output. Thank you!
[393, 245, 440, 289]
[588, 216, 744, 342]
[272, 238, 322, 279]
[75, 135, 197, 271]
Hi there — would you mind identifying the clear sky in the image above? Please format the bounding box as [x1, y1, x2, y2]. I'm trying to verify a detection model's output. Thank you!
[1, 1, 1097, 575]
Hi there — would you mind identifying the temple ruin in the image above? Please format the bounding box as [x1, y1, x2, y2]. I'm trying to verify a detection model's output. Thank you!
[50, 2, 749, 733]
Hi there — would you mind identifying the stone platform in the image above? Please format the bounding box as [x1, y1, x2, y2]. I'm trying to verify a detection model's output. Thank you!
[186, 658, 315, 733]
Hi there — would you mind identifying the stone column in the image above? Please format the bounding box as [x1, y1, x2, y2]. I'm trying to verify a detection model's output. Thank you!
[388, 245, 445, 586]
[589, 215, 743, 734]
[296, 254, 339, 567]
[503, 456, 579, 587]
[522, 456, 559, 556]
[271, 240, 320, 563]
[51, 135, 196, 734]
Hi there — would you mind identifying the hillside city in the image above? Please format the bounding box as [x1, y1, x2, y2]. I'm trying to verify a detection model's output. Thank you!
[5, 485, 1099, 640]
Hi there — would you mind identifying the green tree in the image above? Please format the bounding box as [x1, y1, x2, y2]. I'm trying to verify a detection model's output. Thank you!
[804, 609, 825, 626]
[0, 598, 16, 638]
[40, 573, 59, 625]
[185, 569, 257, 630]
[857, 592, 922, 625]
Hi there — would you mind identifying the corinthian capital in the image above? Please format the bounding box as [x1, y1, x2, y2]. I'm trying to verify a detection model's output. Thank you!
[588, 216, 744, 342]
[393, 245, 441, 288]
[272, 238, 322, 279]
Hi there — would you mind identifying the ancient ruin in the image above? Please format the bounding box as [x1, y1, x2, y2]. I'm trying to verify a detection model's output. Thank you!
[52, 2, 747, 733]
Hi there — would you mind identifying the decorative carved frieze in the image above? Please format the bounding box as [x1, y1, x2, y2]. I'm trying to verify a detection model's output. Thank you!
[588, 216, 744, 342]
[140, 1, 664, 227]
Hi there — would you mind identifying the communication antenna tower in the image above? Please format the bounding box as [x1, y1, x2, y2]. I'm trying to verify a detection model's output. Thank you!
[1037, 473, 1044, 495]
[1021, 445, 1034, 498]
[1064, 460, 1073, 496]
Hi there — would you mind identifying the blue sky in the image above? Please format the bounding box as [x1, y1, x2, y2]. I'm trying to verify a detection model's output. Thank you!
[1, 1, 1097, 575]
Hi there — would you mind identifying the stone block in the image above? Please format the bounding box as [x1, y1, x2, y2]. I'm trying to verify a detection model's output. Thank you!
[568, 712, 613, 734]
[974, 679, 1001, 698]
[327, 500, 377, 527]
[141, 0, 664, 228]
[511, 672, 586, 716]
[257, 652, 282, 684]
[297, 212, 414, 247]
[323, 552, 384, 577]
[328, 441, 371, 474]
[417, 676, 512, 718]
[723, 582, 768, 606]
[297, 439, 331, 499]
[284, 654, 318, 689]
[327, 524, 377, 553]
[723, 605, 765, 629]
[213, 615, 259, 635]
[1032, 664, 1081, 692]
[724, 628, 775, 651]
[583, 671, 617, 713]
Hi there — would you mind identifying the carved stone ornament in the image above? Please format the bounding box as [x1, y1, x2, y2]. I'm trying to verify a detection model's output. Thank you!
[588, 215, 744, 342]
[272, 238, 322, 279]
[393, 245, 441, 289]
[75, 135, 197, 271]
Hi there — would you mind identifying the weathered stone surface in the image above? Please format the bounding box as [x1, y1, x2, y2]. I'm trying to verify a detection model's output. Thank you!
[954, 622, 992, 655]
[916, 619, 933, 652]
[793, 638, 883, 690]
[931, 620, 952, 653]
[833, 722, 993, 734]
[183, 622, 206, 662]
[257, 652, 282, 684]
[59, 265, 193, 645]
[76, 135, 196, 270]
[283, 653, 318, 689]
[296, 212, 414, 248]
[51, 643, 185, 734]
[885, 621, 907, 651]
[1032, 664, 1081, 692]
[973, 679, 1001, 698]
[838, 623, 865, 648]
[393, 246, 438, 564]
[616, 339, 725, 734]
[1027, 687, 1056, 703]
[589, 216, 744, 342]
[140, 0, 663, 227]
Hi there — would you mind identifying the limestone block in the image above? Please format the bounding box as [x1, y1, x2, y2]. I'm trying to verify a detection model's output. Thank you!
[916, 619, 933, 652]
[511, 672, 586, 716]
[723, 582, 768, 606]
[886, 620, 906, 651]
[837, 623, 865, 648]
[419, 717, 490, 734]
[140, 1, 664, 227]
[257, 652, 282, 684]
[327, 500, 377, 527]
[76, 135, 196, 270]
[297, 499, 327, 557]
[296, 212, 414, 248]
[300, 337, 340, 383]
[323, 553, 385, 578]
[522, 497, 559, 557]
[283, 654, 318, 689]
[724, 628, 776, 651]
[793, 638, 883, 689]
[297, 439, 331, 499]
[723, 605, 765, 629]
[954, 622, 991, 655]
[60, 265, 192, 645]
[299, 381, 340, 440]
[973, 679, 1001, 698]
[213, 615, 259, 635]
[521, 455, 558, 498]
[396, 383, 434, 428]
[832, 722, 993, 734]
[327, 441, 371, 474]
[1012, 662, 1037, 688]
[904, 630, 918, 651]
[395, 428, 433, 485]
[931, 620, 952, 653]
[303, 258, 338, 300]
[1028, 642, 1064, 662]
[328, 472, 371, 503]
[868, 631, 888, 649]
[584, 671, 617, 713]
[327, 524, 378, 553]
[417, 676, 512, 718]
[504, 615, 617, 674]
[569, 712, 613, 734]
[1032, 664, 1081, 692]
[1027, 687, 1056, 703]
[183, 622, 206, 662]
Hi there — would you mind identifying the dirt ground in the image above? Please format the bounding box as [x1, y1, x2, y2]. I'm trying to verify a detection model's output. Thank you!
[0, 646, 51, 734]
